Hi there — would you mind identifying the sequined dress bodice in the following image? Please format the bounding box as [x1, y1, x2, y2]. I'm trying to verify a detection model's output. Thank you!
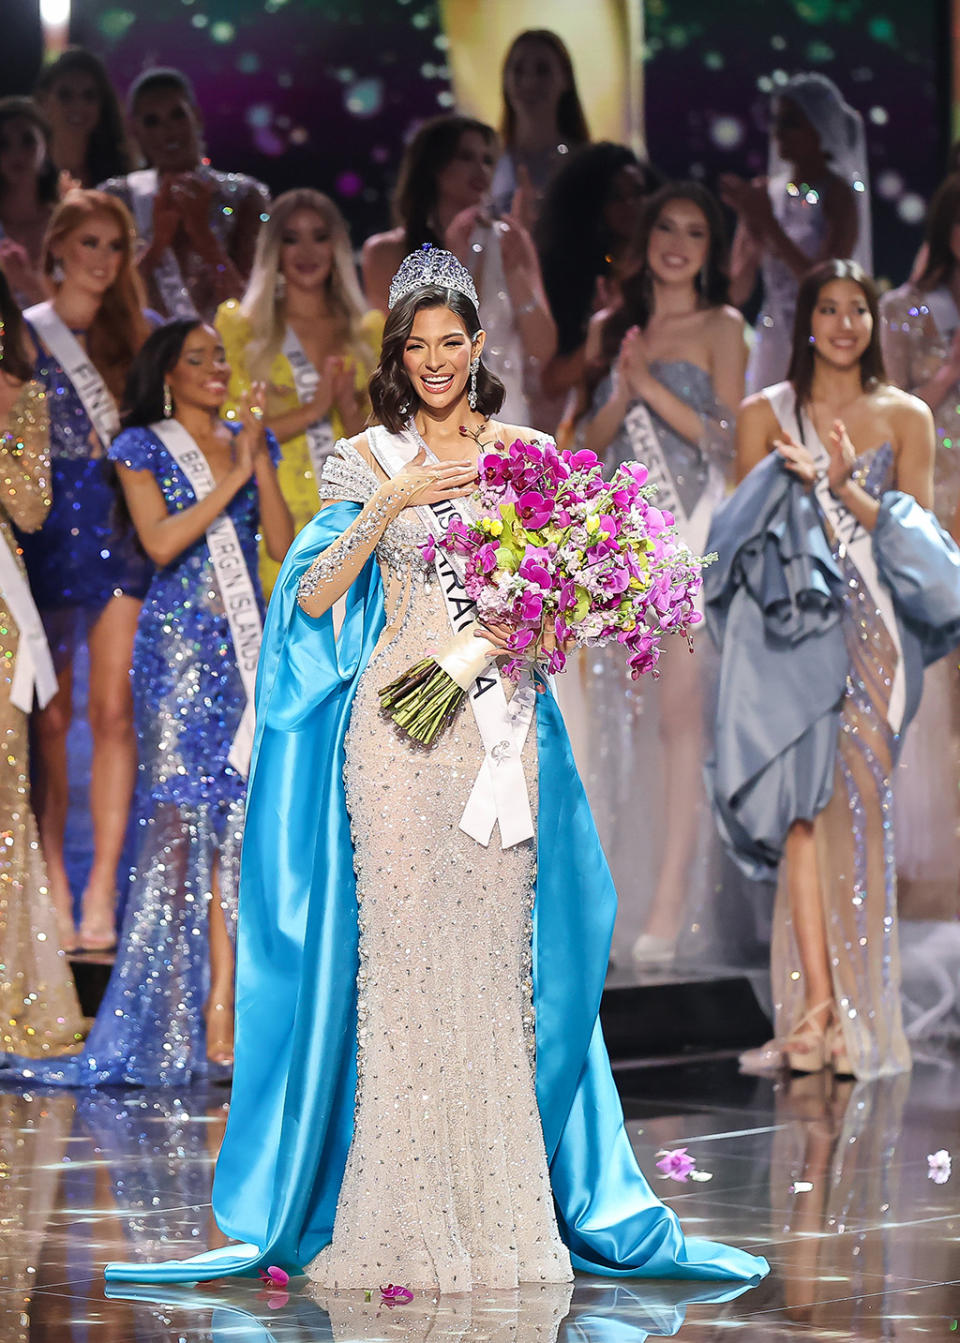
[108, 423, 273, 815]
[17, 336, 151, 613]
[591, 359, 720, 514]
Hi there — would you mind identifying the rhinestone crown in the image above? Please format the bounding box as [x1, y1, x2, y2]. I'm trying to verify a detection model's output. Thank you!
[387, 244, 480, 312]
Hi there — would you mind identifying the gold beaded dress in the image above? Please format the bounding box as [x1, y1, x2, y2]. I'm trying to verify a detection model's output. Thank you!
[305, 436, 572, 1292]
[0, 380, 84, 1057]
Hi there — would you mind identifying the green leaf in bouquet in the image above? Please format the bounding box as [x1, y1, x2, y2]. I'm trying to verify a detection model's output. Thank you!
[573, 584, 591, 622]
[495, 544, 519, 572]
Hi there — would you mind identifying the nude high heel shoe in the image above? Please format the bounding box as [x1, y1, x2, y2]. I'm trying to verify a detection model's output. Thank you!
[784, 1000, 833, 1075]
[828, 1019, 854, 1077]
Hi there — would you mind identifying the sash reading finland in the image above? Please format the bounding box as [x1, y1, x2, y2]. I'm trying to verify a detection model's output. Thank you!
[152, 419, 263, 774]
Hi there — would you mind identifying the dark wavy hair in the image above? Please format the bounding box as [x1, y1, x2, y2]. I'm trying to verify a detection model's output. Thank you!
[499, 30, 590, 150]
[787, 258, 885, 409]
[0, 268, 33, 382]
[0, 98, 59, 207]
[599, 181, 730, 368]
[393, 115, 497, 253]
[536, 142, 662, 356]
[369, 286, 505, 434]
[35, 47, 135, 185]
[915, 173, 960, 292]
[121, 318, 202, 428]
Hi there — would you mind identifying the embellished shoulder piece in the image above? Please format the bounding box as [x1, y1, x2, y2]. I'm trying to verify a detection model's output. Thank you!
[318, 438, 381, 506]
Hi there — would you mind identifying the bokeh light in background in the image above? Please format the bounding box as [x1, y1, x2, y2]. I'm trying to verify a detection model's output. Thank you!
[50, 0, 948, 287]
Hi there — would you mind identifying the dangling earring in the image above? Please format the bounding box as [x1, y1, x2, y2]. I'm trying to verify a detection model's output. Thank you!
[275, 271, 287, 299]
[51, 259, 64, 286]
[808, 334, 816, 345]
[468, 358, 479, 411]
[0, 319, 5, 363]
[162, 381, 174, 418]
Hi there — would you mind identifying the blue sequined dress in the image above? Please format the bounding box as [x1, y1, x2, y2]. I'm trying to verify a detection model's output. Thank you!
[16, 335, 152, 658]
[0, 422, 277, 1086]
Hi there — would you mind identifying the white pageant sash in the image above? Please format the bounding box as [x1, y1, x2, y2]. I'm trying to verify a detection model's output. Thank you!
[127, 168, 198, 319]
[766, 380, 906, 732]
[366, 425, 535, 849]
[280, 325, 336, 481]
[0, 541, 56, 713]
[624, 398, 722, 560]
[151, 420, 262, 775]
[25, 302, 119, 450]
[624, 398, 723, 619]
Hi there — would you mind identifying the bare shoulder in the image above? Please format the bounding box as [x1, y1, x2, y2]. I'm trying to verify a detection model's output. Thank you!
[706, 304, 746, 337]
[881, 384, 934, 434]
[361, 229, 405, 262]
[737, 390, 779, 431]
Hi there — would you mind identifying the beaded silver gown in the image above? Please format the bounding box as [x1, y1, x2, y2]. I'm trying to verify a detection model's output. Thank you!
[304, 436, 573, 1292]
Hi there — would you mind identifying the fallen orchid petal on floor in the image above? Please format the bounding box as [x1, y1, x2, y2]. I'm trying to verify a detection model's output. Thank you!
[380, 1284, 414, 1306]
[656, 1147, 697, 1182]
[689, 1169, 714, 1182]
[258, 1266, 290, 1287]
[790, 1180, 814, 1193]
[927, 1150, 951, 1184]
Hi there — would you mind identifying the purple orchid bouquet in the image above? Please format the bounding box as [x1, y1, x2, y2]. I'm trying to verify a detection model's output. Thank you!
[378, 436, 709, 745]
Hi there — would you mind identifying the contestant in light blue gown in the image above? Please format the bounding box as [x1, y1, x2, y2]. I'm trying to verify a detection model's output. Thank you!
[104, 250, 768, 1291]
[707, 259, 960, 1081]
[0, 320, 289, 1085]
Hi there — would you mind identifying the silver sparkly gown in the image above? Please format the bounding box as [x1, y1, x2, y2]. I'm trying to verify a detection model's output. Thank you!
[305, 438, 573, 1292]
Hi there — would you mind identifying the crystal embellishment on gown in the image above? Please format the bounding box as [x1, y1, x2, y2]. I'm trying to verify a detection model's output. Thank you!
[304, 441, 572, 1292]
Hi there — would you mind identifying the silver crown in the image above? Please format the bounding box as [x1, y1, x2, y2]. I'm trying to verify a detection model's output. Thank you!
[387, 244, 480, 311]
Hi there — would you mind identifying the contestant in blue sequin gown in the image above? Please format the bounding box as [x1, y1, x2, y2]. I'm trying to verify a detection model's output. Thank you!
[0, 422, 278, 1085]
[17, 337, 152, 649]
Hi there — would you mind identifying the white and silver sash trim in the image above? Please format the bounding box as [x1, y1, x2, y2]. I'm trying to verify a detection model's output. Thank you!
[151, 419, 262, 775]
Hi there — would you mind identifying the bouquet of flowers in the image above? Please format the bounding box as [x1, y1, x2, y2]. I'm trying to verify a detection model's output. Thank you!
[378, 435, 710, 745]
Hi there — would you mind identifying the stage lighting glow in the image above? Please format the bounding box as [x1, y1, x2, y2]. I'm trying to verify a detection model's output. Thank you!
[40, 0, 70, 24]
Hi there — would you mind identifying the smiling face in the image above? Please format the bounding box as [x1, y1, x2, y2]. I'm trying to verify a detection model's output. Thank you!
[646, 196, 710, 287]
[503, 37, 569, 122]
[41, 72, 101, 141]
[278, 207, 335, 292]
[401, 304, 483, 412]
[809, 278, 872, 368]
[132, 86, 201, 173]
[434, 129, 495, 214]
[0, 115, 48, 189]
[54, 211, 125, 297]
[166, 324, 230, 412]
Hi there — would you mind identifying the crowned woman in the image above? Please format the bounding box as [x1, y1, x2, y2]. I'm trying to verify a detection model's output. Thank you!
[105, 247, 767, 1292]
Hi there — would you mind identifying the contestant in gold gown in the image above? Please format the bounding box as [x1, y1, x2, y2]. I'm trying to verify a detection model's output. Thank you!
[0, 366, 84, 1057]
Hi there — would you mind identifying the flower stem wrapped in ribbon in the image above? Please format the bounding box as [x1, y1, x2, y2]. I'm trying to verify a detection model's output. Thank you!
[378, 436, 711, 745]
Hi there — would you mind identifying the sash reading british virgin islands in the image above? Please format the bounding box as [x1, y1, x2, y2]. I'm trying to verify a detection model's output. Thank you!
[25, 302, 119, 450]
[127, 168, 199, 319]
[151, 419, 262, 775]
[365, 424, 535, 849]
[765, 380, 906, 733]
[281, 325, 336, 482]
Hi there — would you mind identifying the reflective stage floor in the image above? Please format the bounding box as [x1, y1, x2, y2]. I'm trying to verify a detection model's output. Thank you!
[3, 1054, 958, 1340]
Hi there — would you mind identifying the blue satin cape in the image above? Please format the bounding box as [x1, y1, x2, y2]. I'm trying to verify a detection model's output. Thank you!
[105, 503, 768, 1288]
[705, 455, 960, 881]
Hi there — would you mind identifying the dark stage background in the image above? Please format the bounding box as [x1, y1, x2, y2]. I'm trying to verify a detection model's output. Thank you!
[4, 0, 953, 288]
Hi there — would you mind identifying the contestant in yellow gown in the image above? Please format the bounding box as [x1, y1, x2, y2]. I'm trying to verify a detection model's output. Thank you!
[216, 188, 383, 597]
